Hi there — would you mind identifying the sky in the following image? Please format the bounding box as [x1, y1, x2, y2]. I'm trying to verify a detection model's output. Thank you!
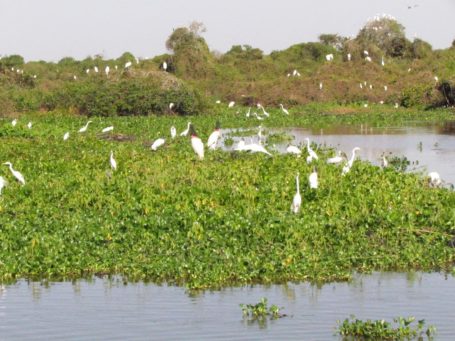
[0, 0, 454, 61]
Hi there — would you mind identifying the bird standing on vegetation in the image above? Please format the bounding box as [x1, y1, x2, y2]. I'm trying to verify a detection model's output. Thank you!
[428, 172, 441, 187]
[27, 122, 32, 129]
[190, 124, 204, 160]
[319, 82, 323, 90]
[78, 121, 92, 133]
[381, 155, 388, 168]
[207, 121, 221, 150]
[325, 54, 334, 61]
[102, 126, 114, 133]
[257, 103, 270, 117]
[305, 138, 318, 163]
[291, 174, 301, 214]
[0, 176, 7, 194]
[125, 61, 132, 69]
[63, 132, 70, 141]
[347, 53, 351, 61]
[309, 168, 318, 189]
[94, 66, 99, 73]
[228, 101, 235, 108]
[105, 66, 110, 76]
[286, 145, 301, 155]
[243, 142, 272, 156]
[110, 151, 117, 170]
[11, 119, 17, 127]
[342, 147, 360, 175]
[162, 61, 167, 71]
[170, 126, 176, 139]
[4, 162, 25, 185]
[151, 138, 165, 151]
[180, 122, 191, 137]
[327, 150, 344, 164]
[279, 104, 289, 115]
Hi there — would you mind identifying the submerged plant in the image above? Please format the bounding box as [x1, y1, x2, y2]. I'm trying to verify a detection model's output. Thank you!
[337, 315, 436, 340]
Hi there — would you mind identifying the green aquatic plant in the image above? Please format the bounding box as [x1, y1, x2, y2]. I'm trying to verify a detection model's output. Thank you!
[337, 315, 436, 340]
[240, 297, 285, 320]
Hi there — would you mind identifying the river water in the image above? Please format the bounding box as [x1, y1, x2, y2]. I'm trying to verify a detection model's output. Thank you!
[1, 272, 454, 340]
[224, 121, 455, 185]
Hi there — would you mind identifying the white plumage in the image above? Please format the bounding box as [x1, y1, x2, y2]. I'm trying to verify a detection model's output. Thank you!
[63, 132, 70, 141]
[207, 122, 221, 150]
[327, 151, 344, 164]
[342, 147, 360, 175]
[291, 174, 301, 214]
[305, 138, 318, 162]
[428, 172, 441, 187]
[228, 101, 235, 108]
[180, 122, 191, 137]
[286, 145, 301, 155]
[170, 126, 176, 139]
[279, 104, 289, 115]
[0, 176, 7, 194]
[110, 151, 117, 170]
[27, 122, 32, 129]
[12, 119, 17, 127]
[125, 61, 132, 68]
[309, 169, 318, 189]
[101, 126, 114, 133]
[190, 125, 204, 160]
[78, 121, 92, 133]
[4, 162, 25, 185]
[151, 138, 165, 151]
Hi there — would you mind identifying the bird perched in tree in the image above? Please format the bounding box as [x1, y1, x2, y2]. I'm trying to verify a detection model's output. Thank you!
[4, 162, 25, 185]
[207, 121, 221, 150]
[189, 124, 204, 160]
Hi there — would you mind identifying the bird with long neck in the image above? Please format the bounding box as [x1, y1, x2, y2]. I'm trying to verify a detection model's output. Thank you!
[279, 104, 289, 115]
[110, 151, 117, 170]
[0, 176, 7, 194]
[305, 138, 318, 163]
[291, 174, 301, 214]
[207, 121, 221, 150]
[309, 167, 318, 189]
[180, 122, 191, 137]
[4, 162, 25, 185]
[189, 124, 204, 160]
[78, 121, 92, 133]
[342, 147, 360, 175]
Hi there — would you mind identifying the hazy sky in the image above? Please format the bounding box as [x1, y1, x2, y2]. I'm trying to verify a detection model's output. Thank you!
[0, 0, 454, 61]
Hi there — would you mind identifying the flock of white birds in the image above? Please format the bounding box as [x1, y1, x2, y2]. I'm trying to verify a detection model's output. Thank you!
[1, 98, 444, 213]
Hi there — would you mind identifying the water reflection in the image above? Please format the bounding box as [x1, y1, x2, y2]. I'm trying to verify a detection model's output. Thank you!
[223, 121, 455, 185]
[2, 272, 454, 340]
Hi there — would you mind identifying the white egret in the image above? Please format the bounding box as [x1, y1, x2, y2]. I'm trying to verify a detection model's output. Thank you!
[327, 151, 344, 164]
[363, 103, 368, 108]
[94, 66, 99, 73]
[169, 102, 175, 110]
[170, 126, 176, 139]
[234, 140, 246, 151]
[428, 172, 441, 187]
[110, 151, 117, 170]
[135, 57, 139, 64]
[27, 122, 32, 129]
[151, 138, 165, 151]
[243, 143, 272, 156]
[180, 122, 191, 137]
[125, 61, 132, 68]
[228, 101, 235, 108]
[73, 75, 77, 80]
[162, 61, 168, 71]
[189, 124, 204, 160]
[290, 174, 301, 214]
[105, 66, 110, 76]
[319, 82, 323, 90]
[384, 85, 388, 91]
[434, 76, 439, 82]
[0, 176, 6, 194]
[394, 103, 399, 108]
[360, 83, 363, 89]
[4, 162, 25, 185]
[257, 103, 270, 117]
[342, 147, 360, 175]
[325, 54, 334, 61]
[347, 53, 351, 61]
[86, 69, 90, 74]
[381, 56, 385, 66]
[63, 132, 70, 141]
[407, 68, 412, 72]
[304, 138, 318, 162]
[363, 50, 369, 56]
[309, 168, 318, 189]
[115, 65, 118, 70]
[245, 107, 251, 117]
[253, 112, 264, 121]
[369, 84, 373, 90]
[215, 100, 221, 104]
[381, 155, 388, 168]
[279, 104, 289, 115]
[207, 121, 221, 150]
[12, 119, 17, 127]
[365, 56, 372, 62]
[286, 145, 301, 155]
[78, 121, 92, 133]
[101, 126, 114, 133]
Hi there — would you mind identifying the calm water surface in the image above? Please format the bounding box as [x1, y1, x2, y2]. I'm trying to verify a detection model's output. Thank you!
[224, 121, 455, 185]
[1, 273, 454, 340]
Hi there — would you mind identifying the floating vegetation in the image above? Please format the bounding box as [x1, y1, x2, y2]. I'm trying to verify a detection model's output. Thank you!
[337, 315, 436, 340]
[0, 110, 454, 289]
[240, 297, 286, 326]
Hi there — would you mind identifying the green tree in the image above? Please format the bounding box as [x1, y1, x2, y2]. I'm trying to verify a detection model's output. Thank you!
[318, 34, 348, 50]
[411, 38, 432, 59]
[0, 54, 25, 69]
